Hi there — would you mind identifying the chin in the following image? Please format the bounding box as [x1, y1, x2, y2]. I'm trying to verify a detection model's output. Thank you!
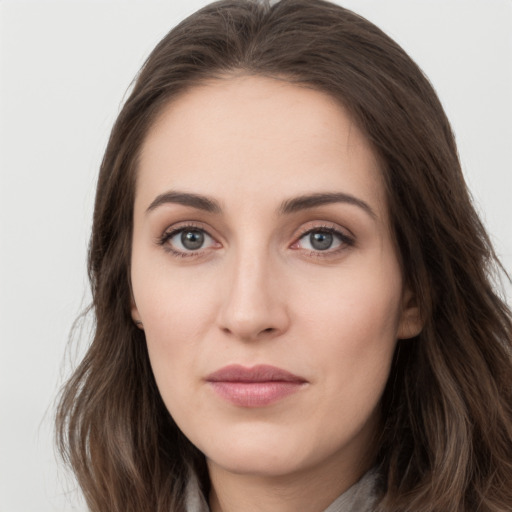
[206, 448, 312, 478]
[197, 427, 342, 479]
[193, 426, 305, 476]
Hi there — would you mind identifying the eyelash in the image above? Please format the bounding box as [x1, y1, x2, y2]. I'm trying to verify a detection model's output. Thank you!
[293, 224, 355, 258]
[157, 222, 355, 259]
[157, 222, 214, 258]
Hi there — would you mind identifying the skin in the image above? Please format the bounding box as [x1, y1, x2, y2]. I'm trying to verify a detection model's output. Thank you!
[131, 75, 422, 512]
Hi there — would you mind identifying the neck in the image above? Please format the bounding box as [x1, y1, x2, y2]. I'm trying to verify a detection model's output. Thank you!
[207, 452, 373, 512]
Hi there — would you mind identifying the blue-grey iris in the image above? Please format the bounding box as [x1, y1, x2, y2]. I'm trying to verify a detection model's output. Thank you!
[310, 231, 333, 250]
[181, 230, 204, 250]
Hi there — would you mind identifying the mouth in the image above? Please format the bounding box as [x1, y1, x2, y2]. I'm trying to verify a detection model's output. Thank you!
[205, 364, 307, 407]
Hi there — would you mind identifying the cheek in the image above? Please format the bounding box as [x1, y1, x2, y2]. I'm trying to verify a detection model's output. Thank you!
[295, 257, 403, 397]
[131, 245, 218, 336]
[300, 261, 402, 347]
[130, 253, 221, 400]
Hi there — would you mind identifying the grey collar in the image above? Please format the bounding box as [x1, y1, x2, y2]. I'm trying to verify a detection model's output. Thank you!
[322, 468, 378, 512]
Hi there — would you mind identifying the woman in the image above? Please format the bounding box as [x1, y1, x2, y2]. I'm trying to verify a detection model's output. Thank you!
[56, 1, 512, 511]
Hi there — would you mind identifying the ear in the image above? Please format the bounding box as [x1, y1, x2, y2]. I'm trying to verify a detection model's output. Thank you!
[397, 287, 423, 339]
[131, 297, 144, 330]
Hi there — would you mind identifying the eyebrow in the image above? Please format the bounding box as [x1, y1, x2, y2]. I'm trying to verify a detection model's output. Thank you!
[146, 190, 375, 219]
[279, 192, 376, 219]
[146, 191, 221, 214]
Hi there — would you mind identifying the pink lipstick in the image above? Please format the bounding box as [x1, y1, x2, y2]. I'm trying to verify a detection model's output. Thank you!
[206, 364, 307, 407]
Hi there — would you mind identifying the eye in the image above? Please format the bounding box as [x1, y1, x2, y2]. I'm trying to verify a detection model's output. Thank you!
[159, 226, 218, 256]
[293, 227, 354, 253]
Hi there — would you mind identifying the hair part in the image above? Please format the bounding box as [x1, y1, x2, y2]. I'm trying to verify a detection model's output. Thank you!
[56, 1, 512, 511]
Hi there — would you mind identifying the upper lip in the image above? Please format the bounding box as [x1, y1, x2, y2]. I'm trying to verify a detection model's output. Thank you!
[206, 364, 306, 383]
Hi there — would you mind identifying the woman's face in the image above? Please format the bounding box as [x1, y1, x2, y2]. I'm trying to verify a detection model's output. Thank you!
[131, 75, 420, 482]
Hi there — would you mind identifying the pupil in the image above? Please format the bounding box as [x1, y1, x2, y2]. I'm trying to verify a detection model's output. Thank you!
[181, 230, 204, 250]
[310, 231, 333, 250]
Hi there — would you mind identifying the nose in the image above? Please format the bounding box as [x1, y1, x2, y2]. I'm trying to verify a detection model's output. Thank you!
[216, 249, 290, 341]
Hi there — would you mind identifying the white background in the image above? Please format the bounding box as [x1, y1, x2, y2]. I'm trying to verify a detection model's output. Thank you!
[0, 1, 511, 511]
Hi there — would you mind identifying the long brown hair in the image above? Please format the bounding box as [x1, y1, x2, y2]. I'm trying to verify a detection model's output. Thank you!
[56, 1, 512, 511]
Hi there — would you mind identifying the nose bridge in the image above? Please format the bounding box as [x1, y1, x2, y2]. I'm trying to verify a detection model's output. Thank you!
[218, 239, 288, 340]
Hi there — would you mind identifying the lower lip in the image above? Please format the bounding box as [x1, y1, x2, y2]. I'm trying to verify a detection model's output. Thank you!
[208, 381, 305, 407]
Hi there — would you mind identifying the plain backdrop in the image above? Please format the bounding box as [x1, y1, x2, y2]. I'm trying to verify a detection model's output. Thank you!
[0, 1, 511, 511]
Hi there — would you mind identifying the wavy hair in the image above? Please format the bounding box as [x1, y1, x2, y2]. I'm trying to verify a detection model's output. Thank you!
[56, 1, 512, 511]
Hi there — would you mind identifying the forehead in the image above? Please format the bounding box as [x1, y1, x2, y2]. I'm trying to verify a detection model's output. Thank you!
[136, 75, 386, 217]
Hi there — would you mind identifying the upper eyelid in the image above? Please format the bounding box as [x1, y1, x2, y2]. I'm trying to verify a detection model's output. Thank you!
[295, 227, 354, 245]
[161, 221, 213, 237]
[295, 222, 354, 239]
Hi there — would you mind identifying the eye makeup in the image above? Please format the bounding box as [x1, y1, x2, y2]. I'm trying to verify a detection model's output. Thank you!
[290, 222, 355, 260]
[155, 219, 356, 261]
[156, 221, 221, 258]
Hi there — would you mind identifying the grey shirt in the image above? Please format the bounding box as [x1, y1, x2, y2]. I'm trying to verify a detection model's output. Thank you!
[185, 468, 379, 512]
